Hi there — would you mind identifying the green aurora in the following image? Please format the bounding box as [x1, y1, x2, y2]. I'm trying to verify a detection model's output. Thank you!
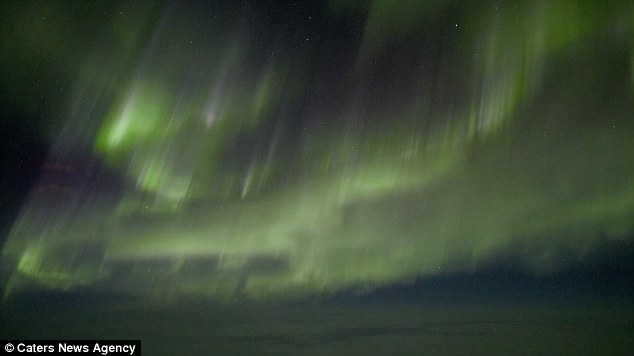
[1, 0, 634, 301]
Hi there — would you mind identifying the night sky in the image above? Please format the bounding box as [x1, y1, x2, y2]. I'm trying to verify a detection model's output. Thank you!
[1, 0, 634, 353]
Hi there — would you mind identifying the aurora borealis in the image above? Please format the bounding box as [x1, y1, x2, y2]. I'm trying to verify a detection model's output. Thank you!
[2, 0, 634, 304]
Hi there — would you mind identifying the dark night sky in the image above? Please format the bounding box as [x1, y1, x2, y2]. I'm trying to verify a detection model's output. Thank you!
[1, 0, 634, 306]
